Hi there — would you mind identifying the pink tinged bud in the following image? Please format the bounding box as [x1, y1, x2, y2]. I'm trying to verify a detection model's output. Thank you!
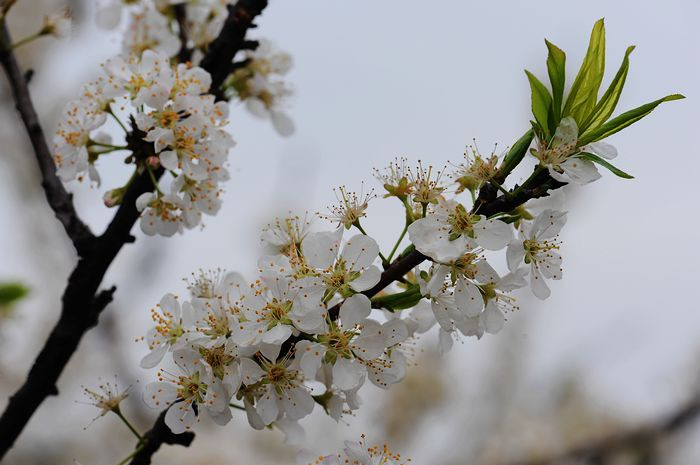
[103, 188, 124, 208]
[147, 156, 161, 169]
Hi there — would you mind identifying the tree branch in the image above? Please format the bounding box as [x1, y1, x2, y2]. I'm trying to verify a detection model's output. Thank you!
[504, 392, 700, 465]
[0, 0, 268, 459]
[199, 0, 268, 100]
[128, 408, 195, 465]
[173, 3, 192, 64]
[0, 19, 94, 255]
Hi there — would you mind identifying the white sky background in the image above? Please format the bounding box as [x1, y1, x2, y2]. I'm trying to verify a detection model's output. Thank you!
[1, 0, 699, 463]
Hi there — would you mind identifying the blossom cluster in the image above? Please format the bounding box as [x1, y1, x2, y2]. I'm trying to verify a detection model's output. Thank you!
[97, 0, 231, 61]
[51, 1, 295, 236]
[139, 230, 415, 434]
[224, 39, 295, 136]
[52, 49, 233, 235]
[97, 0, 295, 134]
[135, 11, 686, 420]
[138, 139, 585, 434]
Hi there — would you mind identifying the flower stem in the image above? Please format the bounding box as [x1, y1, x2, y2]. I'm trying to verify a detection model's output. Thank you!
[107, 105, 129, 134]
[9, 32, 41, 50]
[490, 179, 511, 196]
[116, 442, 145, 465]
[114, 409, 143, 441]
[146, 164, 163, 195]
[91, 141, 128, 150]
[386, 220, 409, 264]
[229, 402, 246, 411]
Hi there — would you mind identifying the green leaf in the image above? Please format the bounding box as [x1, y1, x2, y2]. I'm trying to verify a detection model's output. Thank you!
[370, 284, 423, 312]
[498, 129, 534, 180]
[545, 39, 566, 123]
[578, 94, 685, 145]
[562, 19, 606, 125]
[525, 70, 553, 139]
[578, 152, 633, 179]
[580, 45, 635, 135]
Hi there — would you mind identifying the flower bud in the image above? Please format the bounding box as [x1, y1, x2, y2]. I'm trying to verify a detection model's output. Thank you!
[103, 187, 125, 208]
[147, 156, 161, 169]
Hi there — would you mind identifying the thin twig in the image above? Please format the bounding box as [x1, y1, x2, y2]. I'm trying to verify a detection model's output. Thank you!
[173, 3, 192, 63]
[0, 19, 94, 255]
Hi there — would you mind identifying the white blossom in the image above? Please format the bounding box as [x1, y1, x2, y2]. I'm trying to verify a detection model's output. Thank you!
[122, 6, 180, 58]
[225, 39, 295, 136]
[261, 214, 312, 258]
[239, 353, 315, 426]
[52, 100, 107, 182]
[144, 348, 231, 433]
[534, 117, 605, 185]
[102, 50, 173, 107]
[301, 229, 382, 299]
[408, 198, 513, 262]
[140, 293, 194, 368]
[136, 192, 184, 237]
[232, 272, 324, 347]
[507, 209, 567, 299]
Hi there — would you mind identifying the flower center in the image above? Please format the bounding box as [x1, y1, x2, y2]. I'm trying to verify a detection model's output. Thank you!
[176, 373, 205, 403]
[64, 130, 86, 147]
[447, 204, 478, 238]
[535, 139, 578, 168]
[200, 345, 234, 379]
[523, 238, 560, 264]
[451, 253, 479, 280]
[157, 109, 180, 129]
[262, 299, 292, 326]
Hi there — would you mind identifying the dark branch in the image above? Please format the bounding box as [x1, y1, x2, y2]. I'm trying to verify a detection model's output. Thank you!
[473, 167, 566, 217]
[173, 3, 192, 63]
[0, 19, 94, 255]
[199, 0, 268, 100]
[504, 392, 700, 465]
[128, 408, 195, 465]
